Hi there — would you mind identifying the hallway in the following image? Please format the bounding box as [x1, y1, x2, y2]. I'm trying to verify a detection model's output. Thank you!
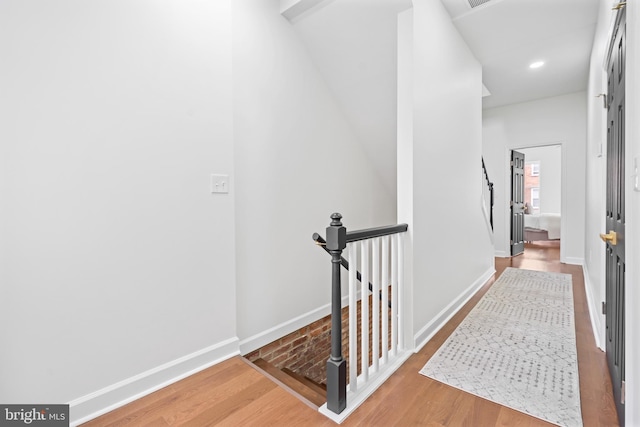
[83, 244, 619, 426]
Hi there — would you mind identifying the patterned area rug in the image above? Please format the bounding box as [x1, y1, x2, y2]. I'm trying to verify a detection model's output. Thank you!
[420, 268, 582, 427]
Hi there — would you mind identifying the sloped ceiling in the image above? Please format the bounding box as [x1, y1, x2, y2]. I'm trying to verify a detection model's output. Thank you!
[287, 0, 600, 198]
[289, 0, 412, 197]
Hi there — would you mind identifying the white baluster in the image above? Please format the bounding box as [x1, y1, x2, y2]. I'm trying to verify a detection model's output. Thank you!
[391, 235, 398, 357]
[381, 235, 389, 364]
[348, 243, 358, 392]
[397, 233, 405, 350]
[372, 237, 380, 373]
[360, 239, 369, 383]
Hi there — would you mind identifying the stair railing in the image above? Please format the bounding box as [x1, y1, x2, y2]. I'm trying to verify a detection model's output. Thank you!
[482, 157, 494, 230]
[314, 213, 409, 420]
[313, 234, 393, 308]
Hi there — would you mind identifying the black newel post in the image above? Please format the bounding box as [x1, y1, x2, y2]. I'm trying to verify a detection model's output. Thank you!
[325, 212, 347, 413]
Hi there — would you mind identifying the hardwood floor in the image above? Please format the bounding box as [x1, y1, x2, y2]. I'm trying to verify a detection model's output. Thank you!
[82, 242, 619, 426]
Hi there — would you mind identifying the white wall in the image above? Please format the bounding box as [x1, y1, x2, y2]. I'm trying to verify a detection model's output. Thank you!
[0, 0, 399, 422]
[583, 0, 611, 352]
[519, 145, 562, 214]
[0, 0, 237, 423]
[483, 92, 587, 263]
[397, 7, 415, 348]
[233, 0, 396, 351]
[289, 0, 412, 201]
[398, 0, 495, 349]
[586, 2, 640, 423]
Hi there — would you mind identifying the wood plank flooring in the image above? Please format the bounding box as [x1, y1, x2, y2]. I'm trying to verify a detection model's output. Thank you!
[82, 242, 619, 426]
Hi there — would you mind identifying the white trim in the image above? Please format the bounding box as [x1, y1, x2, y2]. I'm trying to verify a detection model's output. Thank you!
[530, 186, 540, 208]
[482, 83, 491, 97]
[413, 267, 495, 352]
[69, 337, 240, 426]
[239, 293, 354, 355]
[530, 162, 540, 176]
[494, 250, 509, 258]
[582, 264, 605, 350]
[561, 256, 584, 266]
[504, 143, 571, 261]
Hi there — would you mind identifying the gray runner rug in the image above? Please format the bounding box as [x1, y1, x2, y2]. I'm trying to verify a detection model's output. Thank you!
[420, 267, 582, 427]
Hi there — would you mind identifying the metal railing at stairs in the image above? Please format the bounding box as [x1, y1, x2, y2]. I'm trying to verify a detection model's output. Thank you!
[482, 157, 495, 231]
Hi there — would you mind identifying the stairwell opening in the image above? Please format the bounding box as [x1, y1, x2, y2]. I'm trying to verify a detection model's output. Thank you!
[244, 294, 393, 405]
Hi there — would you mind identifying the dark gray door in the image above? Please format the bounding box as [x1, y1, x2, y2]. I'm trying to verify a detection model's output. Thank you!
[605, 5, 626, 425]
[510, 150, 525, 256]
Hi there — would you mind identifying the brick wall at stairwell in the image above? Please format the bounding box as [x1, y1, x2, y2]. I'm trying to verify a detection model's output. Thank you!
[245, 292, 393, 386]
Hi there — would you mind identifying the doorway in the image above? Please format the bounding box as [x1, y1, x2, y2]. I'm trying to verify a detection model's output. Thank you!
[510, 145, 563, 257]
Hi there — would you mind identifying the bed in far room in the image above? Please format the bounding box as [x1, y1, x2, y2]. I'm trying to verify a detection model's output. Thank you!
[524, 213, 561, 242]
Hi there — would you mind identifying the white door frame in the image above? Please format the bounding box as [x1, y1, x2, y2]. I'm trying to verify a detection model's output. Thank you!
[503, 141, 568, 262]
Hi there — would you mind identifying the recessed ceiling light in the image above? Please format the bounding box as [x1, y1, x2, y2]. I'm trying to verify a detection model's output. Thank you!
[529, 61, 545, 69]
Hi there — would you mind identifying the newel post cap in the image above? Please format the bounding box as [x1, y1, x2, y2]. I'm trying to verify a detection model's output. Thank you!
[326, 213, 346, 251]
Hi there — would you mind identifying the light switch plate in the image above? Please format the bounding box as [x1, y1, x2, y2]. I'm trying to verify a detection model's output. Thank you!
[211, 174, 229, 194]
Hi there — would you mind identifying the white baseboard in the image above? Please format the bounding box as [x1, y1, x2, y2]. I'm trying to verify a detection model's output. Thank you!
[582, 264, 605, 350]
[240, 306, 330, 355]
[494, 250, 509, 258]
[562, 256, 584, 265]
[239, 293, 355, 355]
[413, 267, 495, 352]
[69, 337, 240, 426]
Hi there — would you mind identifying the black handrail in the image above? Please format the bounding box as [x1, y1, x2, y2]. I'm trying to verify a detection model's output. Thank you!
[346, 223, 408, 243]
[316, 213, 408, 415]
[482, 157, 494, 230]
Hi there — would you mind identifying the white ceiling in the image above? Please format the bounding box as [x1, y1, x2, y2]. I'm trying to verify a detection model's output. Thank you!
[289, 0, 601, 197]
[440, 0, 601, 108]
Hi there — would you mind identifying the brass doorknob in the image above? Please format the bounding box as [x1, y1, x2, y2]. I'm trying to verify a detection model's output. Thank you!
[600, 231, 618, 245]
[613, 2, 626, 10]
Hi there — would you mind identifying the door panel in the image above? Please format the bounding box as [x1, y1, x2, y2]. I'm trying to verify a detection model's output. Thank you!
[605, 6, 625, 425]
[510, 150, 525, 256]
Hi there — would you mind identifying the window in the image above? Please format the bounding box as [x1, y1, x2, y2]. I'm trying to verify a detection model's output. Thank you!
[530, 163, 540, 176]
[531, 187, 540, 209]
